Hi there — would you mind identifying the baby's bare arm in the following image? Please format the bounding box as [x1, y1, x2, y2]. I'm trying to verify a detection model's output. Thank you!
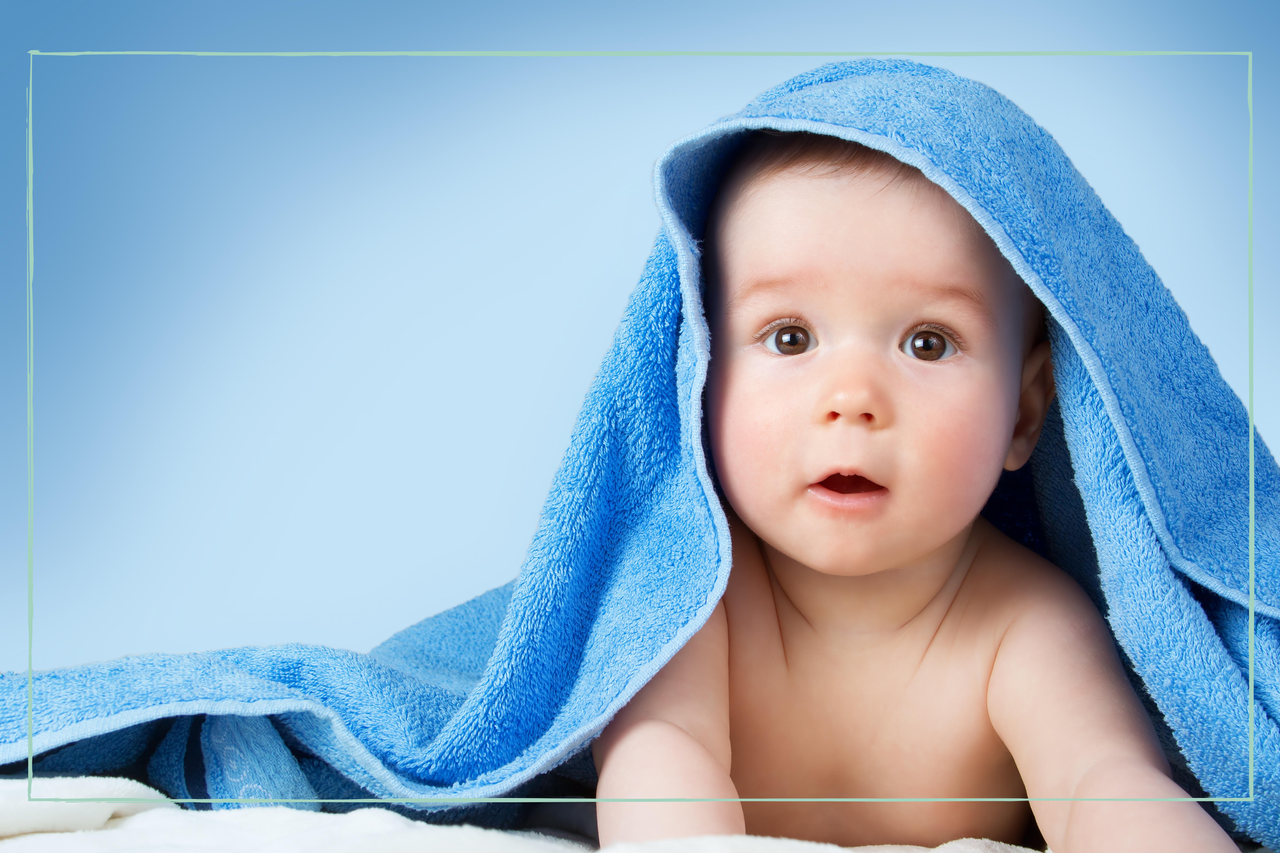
[987, 562, 1235, 853]
[592, 601, 744, 845]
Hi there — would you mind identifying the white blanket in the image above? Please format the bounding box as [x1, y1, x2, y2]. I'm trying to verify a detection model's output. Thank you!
[0, 777, 1040, 853]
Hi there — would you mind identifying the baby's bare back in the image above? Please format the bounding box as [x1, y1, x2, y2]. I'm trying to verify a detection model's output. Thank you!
[723, 515, 1036, 847]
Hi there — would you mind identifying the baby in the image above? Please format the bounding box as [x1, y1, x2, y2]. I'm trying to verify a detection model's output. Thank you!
[591, 132, 1237, 852]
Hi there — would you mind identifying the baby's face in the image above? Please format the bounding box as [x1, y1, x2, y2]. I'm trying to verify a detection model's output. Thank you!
[706, 166, 1038, 576]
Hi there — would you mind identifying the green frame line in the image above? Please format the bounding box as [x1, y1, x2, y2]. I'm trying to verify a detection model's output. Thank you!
[29, 49, 1253, 57]
[1246, 50, 1257, 803]
[22, 49, 1256, 808]
[23, 794, 1258, 804]
[24, 49, 36, 796]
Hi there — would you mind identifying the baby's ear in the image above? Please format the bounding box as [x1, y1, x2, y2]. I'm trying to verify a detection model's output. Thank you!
[1004, 340, 1056, 471]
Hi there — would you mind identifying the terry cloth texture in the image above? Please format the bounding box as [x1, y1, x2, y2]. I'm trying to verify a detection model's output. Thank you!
[2, 59, 1276, 846]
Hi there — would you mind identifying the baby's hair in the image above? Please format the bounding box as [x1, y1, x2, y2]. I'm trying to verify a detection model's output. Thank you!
[717, 129, 923, 190]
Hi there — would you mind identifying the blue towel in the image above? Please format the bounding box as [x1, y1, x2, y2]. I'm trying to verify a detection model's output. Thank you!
[3, 59, 1277, 846]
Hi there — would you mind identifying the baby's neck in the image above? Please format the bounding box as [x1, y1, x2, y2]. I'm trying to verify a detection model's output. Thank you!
[758, 519, 988, 644]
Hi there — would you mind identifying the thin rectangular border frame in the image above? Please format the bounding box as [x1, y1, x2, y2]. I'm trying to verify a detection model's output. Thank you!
[21, 49, 1256, 808]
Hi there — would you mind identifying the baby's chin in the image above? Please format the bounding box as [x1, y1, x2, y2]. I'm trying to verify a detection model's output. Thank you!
[752, 526, 894, 576]
[787, 546, 912, 578]
[784, 542, 961, 580]
[757, 510, 981, 578]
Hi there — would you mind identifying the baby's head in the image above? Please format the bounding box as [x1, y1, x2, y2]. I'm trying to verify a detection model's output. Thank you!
[703, 131, 1055, 577]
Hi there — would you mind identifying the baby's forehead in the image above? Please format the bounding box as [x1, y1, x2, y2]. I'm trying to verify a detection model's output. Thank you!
[704, 161, 1043, 347]
[710, 166, 1006, 290]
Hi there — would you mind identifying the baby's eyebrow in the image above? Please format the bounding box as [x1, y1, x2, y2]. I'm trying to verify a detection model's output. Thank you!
[723, 277, 1000, 331]
[927, 282, 999, 331]
[722, 277, 792, 311]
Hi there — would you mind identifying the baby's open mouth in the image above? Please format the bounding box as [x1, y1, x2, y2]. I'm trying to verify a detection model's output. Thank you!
[817, 473, 886, 494]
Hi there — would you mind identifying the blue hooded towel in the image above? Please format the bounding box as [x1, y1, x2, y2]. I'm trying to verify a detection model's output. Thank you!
[3, 59, 1277, 847]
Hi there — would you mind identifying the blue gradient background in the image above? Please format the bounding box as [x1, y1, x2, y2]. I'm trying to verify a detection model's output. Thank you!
[2, 2, 1276, 672]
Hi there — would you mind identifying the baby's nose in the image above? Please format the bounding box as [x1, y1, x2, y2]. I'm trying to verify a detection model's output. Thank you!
[821, 384, 890, 428]
[826, 409, 876, 424]
[815, 349, 893, 427]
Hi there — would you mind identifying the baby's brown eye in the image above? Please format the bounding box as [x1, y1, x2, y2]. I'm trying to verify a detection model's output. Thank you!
[765, 325, 813, 355]
[904, 330, 954, 361]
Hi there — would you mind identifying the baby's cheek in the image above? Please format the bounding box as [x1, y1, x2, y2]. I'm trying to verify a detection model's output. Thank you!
[709, 381, 796, 515]
[716, 401, 786, 490]
[911, 395, 1012, 515]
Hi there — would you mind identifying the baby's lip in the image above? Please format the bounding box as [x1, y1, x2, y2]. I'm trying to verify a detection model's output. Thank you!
[812, 471, 887, 495]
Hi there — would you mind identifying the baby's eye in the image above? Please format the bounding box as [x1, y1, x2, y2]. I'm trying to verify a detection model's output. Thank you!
[763, 325, 814, 356]
[902, 329, 956, 361]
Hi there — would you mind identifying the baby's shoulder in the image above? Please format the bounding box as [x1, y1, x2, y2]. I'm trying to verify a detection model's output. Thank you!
[962, 518, 1104, 635]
